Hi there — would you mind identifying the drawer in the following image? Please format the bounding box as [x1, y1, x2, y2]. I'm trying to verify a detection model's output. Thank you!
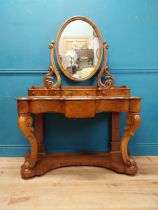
[62, 89, 96, 97]
[64, 100, 95, 118]
[97, 86, 130, 97]
[28, 89, 61, 96]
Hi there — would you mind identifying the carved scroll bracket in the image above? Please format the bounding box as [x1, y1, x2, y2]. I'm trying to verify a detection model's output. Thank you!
[18, 113, 38, 170]
[120, 112, 141, 169]
[98, 41, 114, 89]
[43, 40, 61, 89]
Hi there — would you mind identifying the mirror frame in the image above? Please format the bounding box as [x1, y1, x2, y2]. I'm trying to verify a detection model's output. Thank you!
[56, 16, 103, 81]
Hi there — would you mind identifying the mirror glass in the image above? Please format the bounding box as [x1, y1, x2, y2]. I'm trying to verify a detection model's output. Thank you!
[57, 19, 101, 80]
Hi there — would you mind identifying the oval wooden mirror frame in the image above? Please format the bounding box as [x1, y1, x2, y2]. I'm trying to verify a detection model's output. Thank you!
[56, 16, 103, 81]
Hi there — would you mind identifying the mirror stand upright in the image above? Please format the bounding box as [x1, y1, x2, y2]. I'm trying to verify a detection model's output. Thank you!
[17, 16, 141, 179]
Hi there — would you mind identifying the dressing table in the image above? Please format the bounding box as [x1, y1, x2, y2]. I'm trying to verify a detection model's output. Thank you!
[17, 16, 141, 179]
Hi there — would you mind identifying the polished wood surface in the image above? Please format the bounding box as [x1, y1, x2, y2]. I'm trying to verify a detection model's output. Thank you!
[0, 157, 158, 210]
[16, 16, 141, 179]
[20, 151, 138, 179]
[17, 85, 141, 179]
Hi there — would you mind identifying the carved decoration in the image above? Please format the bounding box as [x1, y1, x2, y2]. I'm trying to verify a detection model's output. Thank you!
[18, 113, 38, 169]
[120, 112, 141, 168]
[16, 16, 141, 179]
[98, 41, 114, 89]
[43, 40, 61, 89]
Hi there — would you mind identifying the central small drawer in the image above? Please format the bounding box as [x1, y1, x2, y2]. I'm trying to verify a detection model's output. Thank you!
[62, 86, 97, 97]
[64, 100, 95, 118]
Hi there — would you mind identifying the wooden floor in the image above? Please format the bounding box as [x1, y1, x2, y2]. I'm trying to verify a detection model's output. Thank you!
[0, 157, 158, 210]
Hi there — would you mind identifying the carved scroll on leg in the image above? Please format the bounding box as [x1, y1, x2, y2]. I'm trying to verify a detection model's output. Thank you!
[120, 113, 141, 169]
[18, 113, 38, 169]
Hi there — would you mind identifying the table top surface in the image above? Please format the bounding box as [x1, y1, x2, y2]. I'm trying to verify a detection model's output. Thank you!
[17, 96, 141, 101]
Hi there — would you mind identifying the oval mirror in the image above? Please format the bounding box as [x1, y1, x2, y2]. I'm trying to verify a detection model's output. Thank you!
[56, 16, 103, 81]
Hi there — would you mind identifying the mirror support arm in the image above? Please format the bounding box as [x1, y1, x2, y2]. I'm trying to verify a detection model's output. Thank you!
[98, 41, 114, 89]
[43, 40, 61, 89]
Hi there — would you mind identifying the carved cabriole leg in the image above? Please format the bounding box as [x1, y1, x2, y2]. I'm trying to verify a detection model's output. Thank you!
[18, 113, 38, 178]
[120, 112, 141, 174]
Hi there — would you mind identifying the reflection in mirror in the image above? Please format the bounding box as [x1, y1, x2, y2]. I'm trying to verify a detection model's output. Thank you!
[58, 20, 100, 80]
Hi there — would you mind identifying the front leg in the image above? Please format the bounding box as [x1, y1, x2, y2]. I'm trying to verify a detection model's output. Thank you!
[120, 112, 141, 172]
[18, 113, 38, 170]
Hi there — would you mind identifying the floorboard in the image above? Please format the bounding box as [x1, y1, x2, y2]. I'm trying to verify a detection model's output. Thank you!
[0, 156, 158, 210]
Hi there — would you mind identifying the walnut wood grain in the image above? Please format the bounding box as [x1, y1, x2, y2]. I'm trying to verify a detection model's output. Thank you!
[34, 114, 45, 154]
[21, 151, 136, 179]
[17, 90, 141, 179]
[97, 41, 114, 89]
[120, 112, 141, 173]
[43, 40, 61, 89]
[111, 113, 120, 152]
[18, 113, 38, 170]
[28, 85, 130, 97]
[16, 16, 141, 179]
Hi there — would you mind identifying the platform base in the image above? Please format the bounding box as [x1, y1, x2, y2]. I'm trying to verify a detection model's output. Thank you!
[21, 152, 138, 179]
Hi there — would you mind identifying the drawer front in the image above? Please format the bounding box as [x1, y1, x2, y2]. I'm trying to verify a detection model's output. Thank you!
[28, 89, 61, 96]
[64, 101, 95, 118]
[97, 89, 130, 97]
[62, 89, 96, 97]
